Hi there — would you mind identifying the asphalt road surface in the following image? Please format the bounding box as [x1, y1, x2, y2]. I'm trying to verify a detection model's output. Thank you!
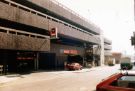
[0, 64, 120, 91]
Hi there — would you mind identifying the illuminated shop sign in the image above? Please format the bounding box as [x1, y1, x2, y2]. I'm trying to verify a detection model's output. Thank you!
[63, 50, 78, 55]
[63, 50, 70, 54]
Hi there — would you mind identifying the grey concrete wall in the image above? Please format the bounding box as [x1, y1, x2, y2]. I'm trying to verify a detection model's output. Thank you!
[27, 0, 100, 34]
[104, 38, 112, 45]
[93, 46, 112, 55]
[104, 50, 111, 56]
[104, 45, 112, 50]
[0, 2, 48, 30]
[0, 32, 50, 51]
[0, 1, 100, 44]
[93, 47, 101, 55]
[49, 20, 100, 44]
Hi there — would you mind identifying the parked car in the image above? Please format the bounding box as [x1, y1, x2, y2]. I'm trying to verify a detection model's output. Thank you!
[96, 73, 135, 91]
[66, 62, 82, 70]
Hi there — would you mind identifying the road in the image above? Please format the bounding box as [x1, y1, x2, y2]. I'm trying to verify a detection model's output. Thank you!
[0, 64, 120, 91]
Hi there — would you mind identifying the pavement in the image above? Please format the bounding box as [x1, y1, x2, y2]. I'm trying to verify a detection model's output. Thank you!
[0, 67, 99, 84]
[0, 65, 119, 85]
[0, 74, 21, 84]
[0, 65, 121, 91]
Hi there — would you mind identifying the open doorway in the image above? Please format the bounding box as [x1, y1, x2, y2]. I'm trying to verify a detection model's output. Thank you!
[67, 55, 83, 65]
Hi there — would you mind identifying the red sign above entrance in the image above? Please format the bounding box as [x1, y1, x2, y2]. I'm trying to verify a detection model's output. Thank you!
[63, 50, 70, 54]
[63, 50, 78, 55]
[50, 27, 58, 39]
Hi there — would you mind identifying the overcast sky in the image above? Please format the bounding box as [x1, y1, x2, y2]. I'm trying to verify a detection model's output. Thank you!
[56, 0, 135, 55]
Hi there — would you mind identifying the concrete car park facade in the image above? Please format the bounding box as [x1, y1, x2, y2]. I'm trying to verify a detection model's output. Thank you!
[0, 0, 111, 74]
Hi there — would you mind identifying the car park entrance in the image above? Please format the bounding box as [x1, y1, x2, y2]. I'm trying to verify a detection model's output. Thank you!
[0, 50, 36, 74]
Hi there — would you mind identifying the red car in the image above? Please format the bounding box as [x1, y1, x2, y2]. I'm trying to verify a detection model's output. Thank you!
[66, 63, 82, 70]
[96, 73, 135, 91]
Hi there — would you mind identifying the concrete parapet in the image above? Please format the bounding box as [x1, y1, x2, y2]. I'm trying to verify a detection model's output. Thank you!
[0, 1, 100, 44]
[0, 32, 50, 51]
[27, 0, 100, 34]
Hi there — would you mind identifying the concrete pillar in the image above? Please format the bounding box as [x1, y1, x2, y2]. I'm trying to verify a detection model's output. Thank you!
[34, 58, 37, 70]
[36, 53, 39, 70]
[34, 52, 39, 70]
[100, 30, 104, 66]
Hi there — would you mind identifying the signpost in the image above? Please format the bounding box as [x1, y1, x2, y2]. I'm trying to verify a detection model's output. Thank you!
[50, 27, 58, 39]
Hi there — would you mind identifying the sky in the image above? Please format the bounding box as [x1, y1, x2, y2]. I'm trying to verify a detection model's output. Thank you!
[56, 0, 135, 55]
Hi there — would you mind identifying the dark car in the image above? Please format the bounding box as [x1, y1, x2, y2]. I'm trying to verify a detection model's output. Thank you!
[66, 62, 82, 70]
